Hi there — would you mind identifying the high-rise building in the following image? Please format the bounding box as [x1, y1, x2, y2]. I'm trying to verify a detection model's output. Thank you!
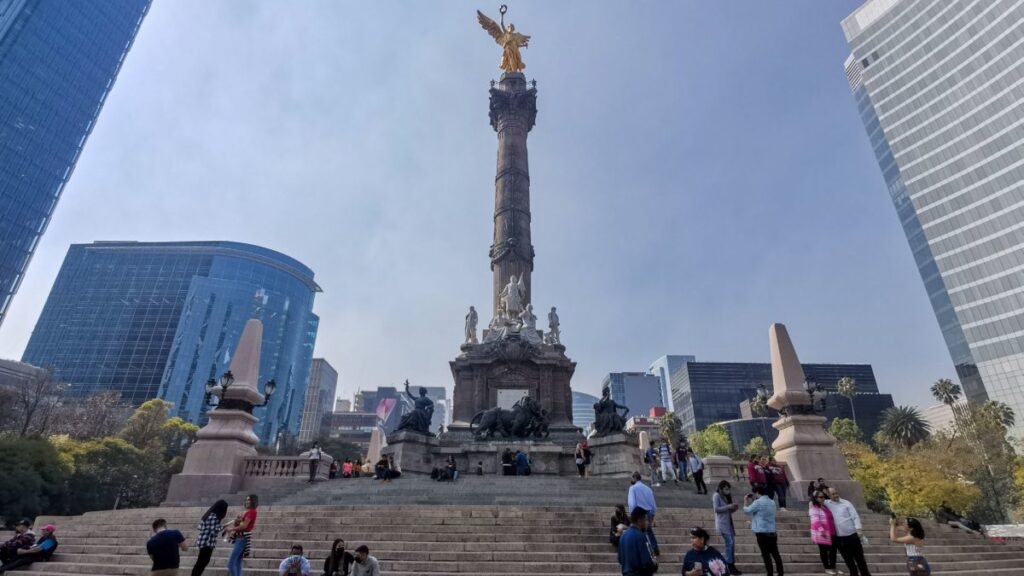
[843, 0, 1024, 433]
[602, 372, 664, 418]
[335, 399, 351, 413]
[0, 0, 151, 326]
[323, 411, 379, 451]
[298, 359, 338, 443]
[647, 355, 695, 413]
[571, 390, 599, 432]
[671, 359, 889, 433]
[23, 241, 320, 443]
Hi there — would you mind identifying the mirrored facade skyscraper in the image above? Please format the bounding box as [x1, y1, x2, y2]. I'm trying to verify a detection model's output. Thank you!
[844, 0, 1024, 433]
[0, 0, 151, 326]
[23, 241, 320, 444]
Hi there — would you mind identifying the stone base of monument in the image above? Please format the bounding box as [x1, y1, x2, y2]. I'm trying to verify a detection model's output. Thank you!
[382, 431, 440, 475]
[441, 440, 575, 475]
[586, 433, 641, 477]
[773, 414, 866, 508]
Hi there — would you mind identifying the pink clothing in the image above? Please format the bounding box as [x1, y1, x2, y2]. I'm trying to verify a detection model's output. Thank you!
[809, 504, 835, 546]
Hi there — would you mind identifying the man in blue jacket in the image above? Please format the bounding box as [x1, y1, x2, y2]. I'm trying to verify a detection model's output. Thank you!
[618, 507, 659, 576]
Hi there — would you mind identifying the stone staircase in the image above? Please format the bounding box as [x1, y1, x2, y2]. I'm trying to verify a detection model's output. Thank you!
[23, 477, 1020, 576]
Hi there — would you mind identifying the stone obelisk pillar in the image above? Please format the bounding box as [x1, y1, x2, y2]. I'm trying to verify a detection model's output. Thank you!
[165, 319, 268, 503]
[488, 72, 537, 316]
[767, 323, 865, 506]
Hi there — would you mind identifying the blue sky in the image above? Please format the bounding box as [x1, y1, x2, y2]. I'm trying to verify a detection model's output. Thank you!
[0, 1, 953, 409]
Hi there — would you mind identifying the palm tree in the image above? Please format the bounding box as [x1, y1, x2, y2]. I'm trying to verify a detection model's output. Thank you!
[658, 411, 684, 450]
[930, 377, 964, 447]
[879, 405, 931, 449]
[929, 378, 962, 406]
[749, 393, 770, 442]
[836, 377, 857, 425]
[980, 400, 1016, 430]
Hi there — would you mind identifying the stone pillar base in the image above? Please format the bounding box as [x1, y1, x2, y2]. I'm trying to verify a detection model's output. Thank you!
[587, 433, 641, 477]
[383, 431, 440, 475]
[773, 414, 864, 508]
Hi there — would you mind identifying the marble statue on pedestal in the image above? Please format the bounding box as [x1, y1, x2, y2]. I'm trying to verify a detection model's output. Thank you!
[592, 386, 629, 437]
[464, 306, 478, 345]
[395, 380, 434, 436]
[545, 307, 561, 345]
[500, 275, 526, 318]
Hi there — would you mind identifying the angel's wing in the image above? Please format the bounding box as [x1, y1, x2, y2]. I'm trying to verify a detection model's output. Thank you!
[477, 10, 503, 42]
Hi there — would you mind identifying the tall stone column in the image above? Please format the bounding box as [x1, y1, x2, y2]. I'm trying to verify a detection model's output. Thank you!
[489, 72, 537, 316]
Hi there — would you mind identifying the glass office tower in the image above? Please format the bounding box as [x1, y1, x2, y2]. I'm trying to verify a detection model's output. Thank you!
[298, 358, 338, 443]
[647, 355, 696, 413]
[671, 360, 883, 433]
[0, 0, 151, 326]
[571, 390, 599, 432]
[23, 241, 320, 444]
[602, 372, 665, 417]
[844, 0, 1024, 433]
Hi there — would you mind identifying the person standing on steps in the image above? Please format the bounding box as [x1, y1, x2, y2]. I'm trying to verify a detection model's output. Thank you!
[618, 507, 659, 576]
[658, 440, 678, 485]
[323, 538, 355, 576]
[809, 491, 838, 576]
[502, 448, 514, 476]
[308, 442, 322, 483]
[890, 517, 929, 576]
[688, 450, 707, 494]
[743, 485, 783, 576]
[192, 500, 228, 576]
[676, 443, 690, 482]
[768, 457, 789, 510]
[351, 545, 380, 576]
[643, 440, 660, 486]
[575, 440, 588, 477]
[826, 487, 871, 576]
[225, 494, 258, 576]
[712, 481, 742, 575]
[147, 519, 187, 576]
[761, 457, 776, 504]
[627, 471, 657, 527]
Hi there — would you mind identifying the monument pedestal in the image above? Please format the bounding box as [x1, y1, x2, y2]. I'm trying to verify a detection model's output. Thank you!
[166, 319, 268, 504]
[587, 433, 640, 477]
[449, 334, 577, 434]
[773, 414, 864, 506]
[767, 323, 865, 507]
[382, 431, 439, 475]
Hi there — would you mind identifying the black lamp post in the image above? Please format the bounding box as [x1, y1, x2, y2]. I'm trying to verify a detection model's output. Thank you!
[202, 370, 276, 413]
[803, 379, 828, 414]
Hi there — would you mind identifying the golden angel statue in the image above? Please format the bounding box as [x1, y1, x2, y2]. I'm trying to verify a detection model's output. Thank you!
[477, 6, 530, 73]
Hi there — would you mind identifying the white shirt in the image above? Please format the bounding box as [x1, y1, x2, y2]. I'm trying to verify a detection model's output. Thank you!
[309, 447, 321, 460]
[278, 555, 310, 576]
[825, 498, 862, 536]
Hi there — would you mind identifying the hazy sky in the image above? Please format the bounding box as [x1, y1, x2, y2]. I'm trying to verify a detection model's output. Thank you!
[0, 1, 954, 409]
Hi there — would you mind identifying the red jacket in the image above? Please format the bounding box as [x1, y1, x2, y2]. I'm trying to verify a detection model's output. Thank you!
[747, 461, 765, 484]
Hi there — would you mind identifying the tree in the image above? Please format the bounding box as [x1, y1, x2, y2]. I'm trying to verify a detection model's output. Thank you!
[60, 437, 165, 513]
[690, 424, 733, 458]
[930, 378, 962, 406]
[51, 390, 132, 439]
[979, 400, 1016, 430]
[836, 377, 857, 425]
[657, 412, 684, 450]
[749, 393, 772, 442]
[838, 440, 890, 512]
[828, 418, 863, 444]
[0, 437, 68, 524]
[879, 406, 931, 450]
[7, 370, 65, 437]
[744, 437, 771, 459]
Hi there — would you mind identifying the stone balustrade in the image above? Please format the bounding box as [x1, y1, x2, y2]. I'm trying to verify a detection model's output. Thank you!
[239, 454, 333, 489]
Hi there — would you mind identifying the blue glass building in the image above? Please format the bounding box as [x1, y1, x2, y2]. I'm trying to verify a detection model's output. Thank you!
[571, 390, 599, 432]
[647, 355, 696, 413]
[602, 372, 665, 418]
[670, 359, 886, 433]
[0, 0, 150, 326]
[23, 241, 320, 443]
